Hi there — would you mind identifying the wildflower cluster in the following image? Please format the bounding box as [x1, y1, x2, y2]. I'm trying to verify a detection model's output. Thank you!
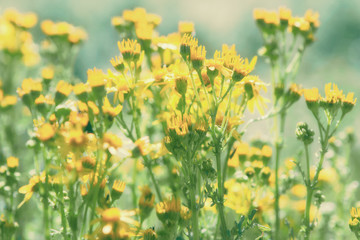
[349, 207, 360, 239]
[0, 6, 357, 240]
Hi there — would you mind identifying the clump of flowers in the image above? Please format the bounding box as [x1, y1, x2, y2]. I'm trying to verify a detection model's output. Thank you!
[0, 6, 357, 240]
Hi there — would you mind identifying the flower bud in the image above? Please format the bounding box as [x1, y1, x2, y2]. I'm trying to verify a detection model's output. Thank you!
[295, 122, 314, 145]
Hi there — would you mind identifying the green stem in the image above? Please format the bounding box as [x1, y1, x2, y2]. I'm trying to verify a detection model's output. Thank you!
[274, 110, 286, 239]
[145, 157, 163, 202]
[215, 143, 228, 240]
[43, 155, 50, 240]
[274, 144, 281, 240]
[190, 177, 199, 240]
[69, 185, 77, 240]
[60, 183, 68, 239]
[131, 158, 139, 208]
[304, 143, 312, 240]
[304, 187, 313, 240]
[304, 124, 330, 240]
[222, 138, 235, 186]
[354, 231, 360, 240]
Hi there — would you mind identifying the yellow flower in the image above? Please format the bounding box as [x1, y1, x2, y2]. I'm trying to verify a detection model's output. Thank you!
[87, 68, 106, 88]
[290, 184, 307, 198]
[303, 88, 320, 102]
[351, 207, 360, 218]
[323, 83, 343, 104]
[36, 123, 55, 142]
[225, 179, 273, 217]
[349, 218, 359, 232]
[285, 158, 296, 170]
[156, 197, 181, 224]
[18, 174, 44, 208]
[304, 9, 320, 28]
[69, 111, 89, 127]
[102, 208, 121, 222]
[264, 11, 280, 26]
[123, 7, 147, 23]
[179, 21, 194, 34]
[110, 56, 125, 72]
[77, 101, 88, 113]
[87, 101, 99, 115]
[41, 66, 54, 80]
[0, 95, 17, 108]
[279, 7, 292, 22]
[190, 45, 206, 68]
[118, 39, 141, 61]
[136, 22, 154, 40]
[103, 133, 123, 149]
[252, 160, 264, 170]
[290, 17, 310, 32]
[310, 167, 338, 184]
[6, 156, 19, 169]
[253, 9, 267, 21]
[56, 80, 72, 96]
[180, 206, 192, 221]
[261, 145, 272, 159]
[232, 56, 257, 82]
[68, 28, 87, 44]
[112, 180, 126, 194]
[228, 155, 239, 168]
[180, 34, 198, 60]
[260, 167, 271, 180]
[81, 156, 96, 169]
[40, 20, 56, 36]
[147, 13, 162, 26]
[12, 11, 38, 29]
[134, 136, 152, 156]
[64, 125, 87, 147]
[343, 92, 357, 106]
[111, 16, 124, 27]
[236, 142, 250, 158]
[18, 78, 42, 97]
[102, 97, 122, 118]
[99, 208, 138, 239]
[73, 83, 90, 102]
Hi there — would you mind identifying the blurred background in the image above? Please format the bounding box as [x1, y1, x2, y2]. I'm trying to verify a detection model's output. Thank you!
[2, 0, 360, 171]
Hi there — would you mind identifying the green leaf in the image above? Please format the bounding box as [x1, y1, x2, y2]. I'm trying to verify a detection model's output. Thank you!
[242, 227, 262, 240]
[256, 224, 271, 232]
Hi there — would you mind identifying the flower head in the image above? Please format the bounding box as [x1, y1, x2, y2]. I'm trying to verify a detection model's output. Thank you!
[7, 156, 19, 170]
[118, 39, 141, 62]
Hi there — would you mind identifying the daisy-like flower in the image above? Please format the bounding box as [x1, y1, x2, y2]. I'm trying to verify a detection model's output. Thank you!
[111, 180, 126, 200]
[232, 56, 257, 82]
[190, 45, 206, 69]
[102, 97, 122, 118]
[55, 80, 72, 105]
[97, 208, 138, 239]
[18, 173, 45, 208]
[118, 39, 141, 62]
[36, 123, 56, 142]
[237, 75, 268, 115]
